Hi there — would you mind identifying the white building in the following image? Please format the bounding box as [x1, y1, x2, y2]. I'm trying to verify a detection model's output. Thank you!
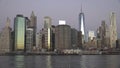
[110, 12, 117, 48]
[88, 30, 95, 40]
[0, 17, 12, 53]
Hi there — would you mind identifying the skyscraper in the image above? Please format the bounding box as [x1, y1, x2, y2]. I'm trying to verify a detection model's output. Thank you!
[96, 21, 110, 49]
[71, 28, 78, 48]
[26, 28, 33, 52]
[0, 17, 12, 53]
[39, 29, 45, 50]
[79, 6, 86, 44]
[55, 21, 71, 51]
[110, 12, 117, 48]
[51, 25, 56, 51]
[14, 15, 26, 51]
[44, 16, 52, 50]
[101, 21, 107, 48]
[30, 11, 37, 46]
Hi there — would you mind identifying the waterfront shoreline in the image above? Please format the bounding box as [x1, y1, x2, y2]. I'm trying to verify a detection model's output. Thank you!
[0, 52, 120, 56]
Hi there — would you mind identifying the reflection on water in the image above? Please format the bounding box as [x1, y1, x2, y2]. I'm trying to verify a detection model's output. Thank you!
[106, 55, 120, 68]
[0, 55, 120, 68]
[46, 56, 52, 68]
[15, 55, 25, 68]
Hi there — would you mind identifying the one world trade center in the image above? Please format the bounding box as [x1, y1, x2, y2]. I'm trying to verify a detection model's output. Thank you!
[79, 7, 86, 44]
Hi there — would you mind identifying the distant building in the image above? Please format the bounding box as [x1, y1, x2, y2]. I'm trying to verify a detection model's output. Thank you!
[96, 20, 110, 49]
[71, 28, 78, 48]
[55, 23, 71, 51]
[77, 31, 82, 49]
[105, 25, 110, 48]
[44, 16, 52, 29]
[39, 29, 45, 50]
[101, 21, 107, 48]
[88, 31, 95, 41]
[36, 33, 41, 51]
[39, 25, 55, 51]
[26, 28, 33, 52]
[116, 39, 120, 49]
[51, 25, 56, 51]
[0, 17, 12, 53]
[110, 12, 117, 48]
[96, 26, 102, 48]
[30, 11, 37, 46]
[14, 15, 26, 51]
[44, 16, 52, 51]
[11, 31, 15, 51]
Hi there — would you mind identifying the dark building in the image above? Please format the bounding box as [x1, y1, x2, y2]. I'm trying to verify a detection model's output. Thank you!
[77, 31, 82, 49]
[101, 21, 106, 48]
[55, 25, 71, 51]
[11, 31, 15, 52]
[116, 39, 120, 49]
[71, 28, 78, 49]
[51, 25, 56, 51]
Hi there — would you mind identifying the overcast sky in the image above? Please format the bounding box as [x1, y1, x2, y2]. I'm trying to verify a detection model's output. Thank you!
[0, 0, 120, 38]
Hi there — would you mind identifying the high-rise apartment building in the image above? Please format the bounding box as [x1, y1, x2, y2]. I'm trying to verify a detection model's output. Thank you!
[14, 15, 26, 51]
[0, 17, 12, 53]
[110, 12, 117, 48]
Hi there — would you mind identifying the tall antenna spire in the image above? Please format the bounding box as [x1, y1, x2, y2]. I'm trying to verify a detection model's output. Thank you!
[6, 17, 10, 27]
[31, 11, 35, 17]
[81, 3, 83, 13]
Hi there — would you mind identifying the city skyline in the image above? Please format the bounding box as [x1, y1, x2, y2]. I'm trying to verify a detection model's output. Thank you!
[0, 0, 120, 38]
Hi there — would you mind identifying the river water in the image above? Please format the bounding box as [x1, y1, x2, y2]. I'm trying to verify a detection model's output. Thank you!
[0, 55, 120, 68]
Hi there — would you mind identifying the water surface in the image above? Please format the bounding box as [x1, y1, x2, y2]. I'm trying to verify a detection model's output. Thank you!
[0, 55, 120, 68]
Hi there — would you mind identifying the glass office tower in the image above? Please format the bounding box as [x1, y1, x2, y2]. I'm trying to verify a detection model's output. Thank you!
[14, 15, 26, 51]
[44, 16, 52, 50]
[79, 9, 86, 43]
[79, 13, 85, 35]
